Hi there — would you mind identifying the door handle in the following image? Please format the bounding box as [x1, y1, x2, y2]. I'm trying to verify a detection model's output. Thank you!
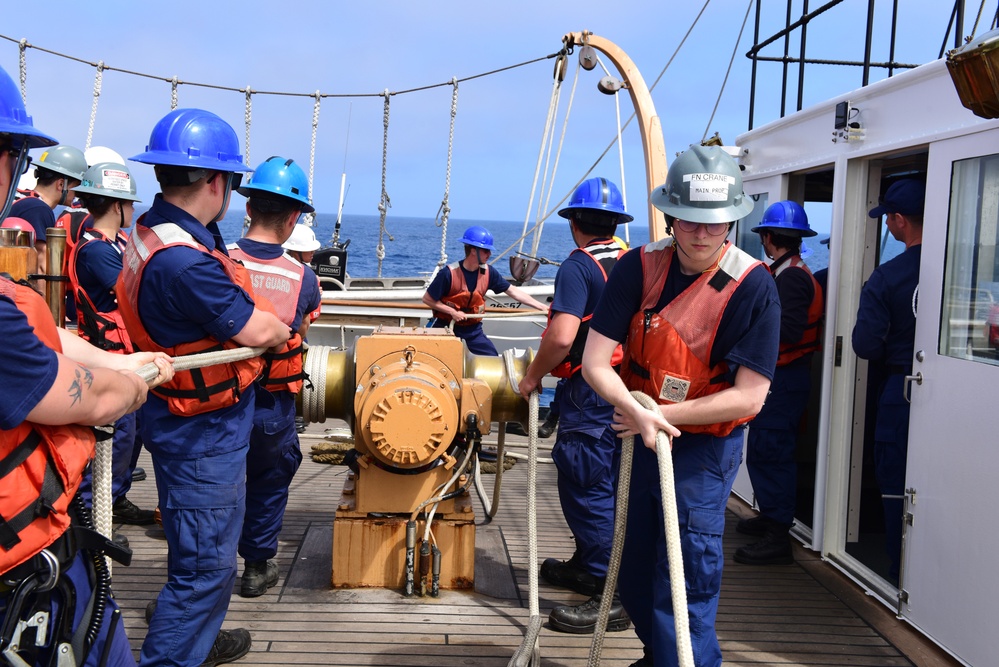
[904, 372, 923, 403]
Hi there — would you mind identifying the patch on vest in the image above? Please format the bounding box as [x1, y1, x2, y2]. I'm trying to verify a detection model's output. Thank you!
[658, 375, 691, 402]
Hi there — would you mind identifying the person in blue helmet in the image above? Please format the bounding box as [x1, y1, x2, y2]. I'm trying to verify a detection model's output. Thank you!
[582, 145, 780, 667]
[116, 109, 291, 666]
[734, 201, 823, 565]
[10, 143, 87, 283]
[66, 161, 157, 527]
[423, 225, 549, 355]
[518, 177, 632, 634]
[0, 62, 175, 667]
[852, 178, 924, 585]
[228, 156, 321, 598]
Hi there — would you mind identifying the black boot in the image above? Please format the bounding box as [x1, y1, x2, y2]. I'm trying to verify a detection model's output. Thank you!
[202, 628, 252, 666]
[549, 590, 631, 634]
[240, 560, 279, 597]
[539, 555, 601, 596]
[734, 526, 794, 565]
[537, 411, 558, 438]
[113, 496, 156, 525]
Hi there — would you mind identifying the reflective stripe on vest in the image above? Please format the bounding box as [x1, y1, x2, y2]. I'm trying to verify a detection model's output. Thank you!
[116, 222, 264, 415]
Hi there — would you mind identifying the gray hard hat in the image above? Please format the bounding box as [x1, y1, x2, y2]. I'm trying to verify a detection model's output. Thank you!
[75, 162, 141, 202]
[650, 144, 754, 224]
[35, 144, 87, 181]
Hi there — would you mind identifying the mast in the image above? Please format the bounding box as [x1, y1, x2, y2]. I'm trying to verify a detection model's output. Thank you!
[563, 31, 668, 242]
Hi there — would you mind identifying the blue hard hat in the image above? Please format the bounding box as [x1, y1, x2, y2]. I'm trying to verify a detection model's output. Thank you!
[129, 108, 251, 172]
[460, 225, 495, 251]
[238, 156, 314, 212]
[0, 65, 57, 148]
[751, 200, 816, 237]
[558, 177, 634, 223]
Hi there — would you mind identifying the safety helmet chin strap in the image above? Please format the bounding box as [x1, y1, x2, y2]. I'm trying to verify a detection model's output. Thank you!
[211, 172, 235, 224]
[1, 142, 29, 220]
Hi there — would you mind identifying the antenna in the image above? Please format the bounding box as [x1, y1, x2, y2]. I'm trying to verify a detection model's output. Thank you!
[332, 104, 352, 248]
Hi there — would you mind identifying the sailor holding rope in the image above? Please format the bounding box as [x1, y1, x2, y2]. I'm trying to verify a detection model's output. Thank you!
[582, 145, 780, 667]
[517, 177, 632, 635]
[423, 225, 549, 356]
[0, 62, 174, 667]
[228, 156, 321, 599]
[116, 108, 290, 666]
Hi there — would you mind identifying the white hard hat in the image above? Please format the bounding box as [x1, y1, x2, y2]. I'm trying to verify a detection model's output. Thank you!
[283, 223, 321, 252]
[84, 145, 125, 167]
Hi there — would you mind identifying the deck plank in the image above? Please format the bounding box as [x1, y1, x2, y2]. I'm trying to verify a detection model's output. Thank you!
[107, 423, 956, 666]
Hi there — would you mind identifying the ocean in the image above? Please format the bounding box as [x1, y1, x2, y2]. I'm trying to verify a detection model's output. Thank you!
[216, 211, 835, 277]
[214, 210, 641, 280]
[140, 206, 834, 278]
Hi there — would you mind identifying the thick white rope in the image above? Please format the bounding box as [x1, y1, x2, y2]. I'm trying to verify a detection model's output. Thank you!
[434, 78, 458, 272]
[92, 424, 114, 573]
[587, 391, 693, 667]
[302, 91, 321, 228]
[135, 346, 266, 383]
[376, 90, 392, 277]
[506, 390, 541, 667]
[300, 343, 331, 424]
[84, 61, 104, 152]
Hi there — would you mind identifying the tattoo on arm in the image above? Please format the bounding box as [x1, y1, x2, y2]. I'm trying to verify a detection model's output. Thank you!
[68, 366, 93, 406]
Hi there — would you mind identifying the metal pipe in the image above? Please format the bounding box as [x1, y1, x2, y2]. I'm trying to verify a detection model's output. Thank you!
[404, 520, 416, 597]
[431, 545, 441, 598]
[862, 0, 875, 86]
[44, 227, 66, 327]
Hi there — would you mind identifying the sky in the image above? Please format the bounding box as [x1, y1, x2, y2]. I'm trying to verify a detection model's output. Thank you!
[1, 0, 976, 228]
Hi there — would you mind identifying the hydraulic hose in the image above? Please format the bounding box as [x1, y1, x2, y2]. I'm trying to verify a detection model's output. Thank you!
[404, 520, 417, 597]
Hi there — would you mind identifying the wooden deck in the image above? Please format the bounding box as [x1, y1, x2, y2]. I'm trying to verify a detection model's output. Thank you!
[110, 423, 961, 666]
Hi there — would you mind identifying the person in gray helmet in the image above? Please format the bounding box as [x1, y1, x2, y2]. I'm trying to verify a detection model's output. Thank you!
[582, 144, 780, 667]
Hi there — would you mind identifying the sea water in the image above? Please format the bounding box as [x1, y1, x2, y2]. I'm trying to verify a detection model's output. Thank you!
[212, 210, 833, 277]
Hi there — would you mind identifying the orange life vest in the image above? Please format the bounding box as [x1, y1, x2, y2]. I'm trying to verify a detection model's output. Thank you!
[548, 239, 625, 379]
[434, 261, 489, 326]
[115, 222, 264, 416]
[772, 255, 823, 366]
[227, 244, 306, 394]
[619, 240, 763, 437]
[0, 277, 95, 575]
[66, 228, 133, 353]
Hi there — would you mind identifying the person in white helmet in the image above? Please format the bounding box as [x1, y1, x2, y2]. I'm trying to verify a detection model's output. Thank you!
[282, 222, 321, 265]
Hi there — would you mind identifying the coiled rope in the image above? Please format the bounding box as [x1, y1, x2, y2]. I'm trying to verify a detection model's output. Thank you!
[586, 391, 693, 667]
[300, 343, 332, 424]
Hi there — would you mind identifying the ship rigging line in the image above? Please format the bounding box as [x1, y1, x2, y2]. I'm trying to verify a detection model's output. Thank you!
[1, 33, 560, 100]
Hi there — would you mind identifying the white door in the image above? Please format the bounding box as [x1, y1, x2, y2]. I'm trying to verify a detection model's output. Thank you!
[900, 131, 999, 667]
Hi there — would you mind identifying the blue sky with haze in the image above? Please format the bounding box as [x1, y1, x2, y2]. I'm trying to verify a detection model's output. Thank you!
[2, 0, 972, 225]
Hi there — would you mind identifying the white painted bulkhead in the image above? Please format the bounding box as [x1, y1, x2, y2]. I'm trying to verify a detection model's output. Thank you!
[733, 58, 999, 667]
